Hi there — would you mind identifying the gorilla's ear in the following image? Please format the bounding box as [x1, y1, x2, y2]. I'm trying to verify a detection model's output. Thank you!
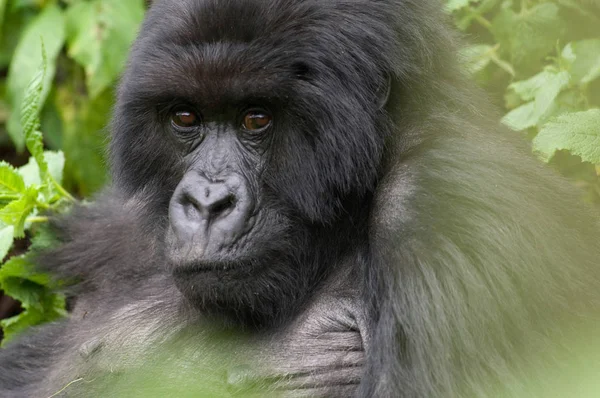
[376, 72, 392, 109]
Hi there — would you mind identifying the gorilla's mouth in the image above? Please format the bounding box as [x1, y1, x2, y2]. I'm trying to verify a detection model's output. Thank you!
[172, 259, 258, 276]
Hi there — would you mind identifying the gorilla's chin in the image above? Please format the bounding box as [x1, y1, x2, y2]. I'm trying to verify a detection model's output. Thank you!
[171, 253, 311, 327]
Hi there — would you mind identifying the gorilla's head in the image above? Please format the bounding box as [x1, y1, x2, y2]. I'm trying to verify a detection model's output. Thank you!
[109, 0, 393, 324]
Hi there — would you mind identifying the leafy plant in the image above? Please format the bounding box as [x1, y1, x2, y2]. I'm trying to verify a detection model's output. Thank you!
[0, 46, 70, 344]
[450, 0, 600, 201]
[1, 0, 145, 196]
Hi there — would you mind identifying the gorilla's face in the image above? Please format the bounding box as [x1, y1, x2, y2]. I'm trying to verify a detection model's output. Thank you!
[109, 0, 390, 323]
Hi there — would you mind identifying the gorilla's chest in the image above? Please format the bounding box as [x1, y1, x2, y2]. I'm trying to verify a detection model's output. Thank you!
[48, 289, 367, 397]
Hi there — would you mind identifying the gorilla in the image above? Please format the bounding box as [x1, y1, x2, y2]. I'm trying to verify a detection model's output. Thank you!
[1, 0, 599, 397]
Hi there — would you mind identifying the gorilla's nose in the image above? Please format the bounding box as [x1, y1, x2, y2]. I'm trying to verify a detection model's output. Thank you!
[168, 172, 253, 253]
[185, 181, 236, 221]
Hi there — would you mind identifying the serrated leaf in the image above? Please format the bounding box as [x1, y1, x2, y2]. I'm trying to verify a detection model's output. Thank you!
[502, 69, 570, 131]
[21, 47, 48, 181]
[532, 109, 600, 164]
[5, 4, 65, 150]
[66, 0, 144, 98]
[0, 187, 38, 237]
[0, 162, 25, 194]
[0, 225, 14, 261]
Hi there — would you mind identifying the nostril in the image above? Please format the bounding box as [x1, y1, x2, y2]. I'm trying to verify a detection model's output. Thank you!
[181, 186, 236, 220]
[209, 194, 236, 217]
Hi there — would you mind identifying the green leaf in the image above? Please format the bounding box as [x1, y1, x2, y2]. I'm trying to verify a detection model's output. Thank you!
[0, 225, 14, 261]
[502, 69, 570, 131]
[5, 4, 65, 150]
[45, 151, 66, 185]
[0, 162, 25, 194]
[17, 151, 65, 188]
[21, 44, 48, 179]
[446, 0, 480, 12]
[17, 158, 41, 188]
[460, 44, 493, 75]
[1, 293, 66, 345]
[492, 3, 562, 71]
[561, 40, 600, 85]
[0, 254, 67, 345]
[66, 0, 144, 98]
[0, 255, 51, 287]
[0, 187, 38, 238]
[1, 310, 45, 344]
[532, 109, 600, 164]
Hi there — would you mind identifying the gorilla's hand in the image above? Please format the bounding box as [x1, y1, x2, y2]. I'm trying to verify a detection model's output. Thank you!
[228, 276, 367, 397]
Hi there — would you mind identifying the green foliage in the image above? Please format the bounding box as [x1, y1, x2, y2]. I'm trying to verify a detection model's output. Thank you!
[450, 0, 600, 202]
[0, 0, 144, 344]
[5, 3, 65, 151]
[1, 0, 145, 196]
[533, 109, 600, 163]
[0, 46, 70, 344]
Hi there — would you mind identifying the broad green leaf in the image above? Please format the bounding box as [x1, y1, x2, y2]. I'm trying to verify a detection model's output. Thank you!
[66, 0, 144, 98]
[45, 151, 66, 185]
[0, 187, 38, 237]
[561, 40, 600, 85]
[0, 225, 13, 261]
[502, 70, 570, 131]
[18, 158, 42, 188]
[533, 109, 600, 164]
[5, 4, 65, 150]
[0, 162, 25, 194]
[18, 151, 66, 188]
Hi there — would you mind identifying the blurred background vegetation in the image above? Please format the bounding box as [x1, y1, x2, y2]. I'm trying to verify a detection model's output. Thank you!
[0, 0, 599, 343]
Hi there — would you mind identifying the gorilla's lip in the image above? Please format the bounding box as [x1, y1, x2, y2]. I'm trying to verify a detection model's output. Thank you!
[172, 260, 255, 275]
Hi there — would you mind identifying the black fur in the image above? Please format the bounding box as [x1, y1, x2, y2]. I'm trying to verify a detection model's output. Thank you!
[1, 0, 599, 397]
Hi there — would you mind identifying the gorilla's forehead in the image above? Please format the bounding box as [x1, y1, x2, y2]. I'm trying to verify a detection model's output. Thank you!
[136, 0, 394, 72]
[123, 0, 395, 108]
[129, 39, 293, 108]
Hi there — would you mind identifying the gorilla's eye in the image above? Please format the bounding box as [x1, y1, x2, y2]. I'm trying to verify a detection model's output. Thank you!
[242, 109, 272, 132]
[171, 108, 201, 130]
